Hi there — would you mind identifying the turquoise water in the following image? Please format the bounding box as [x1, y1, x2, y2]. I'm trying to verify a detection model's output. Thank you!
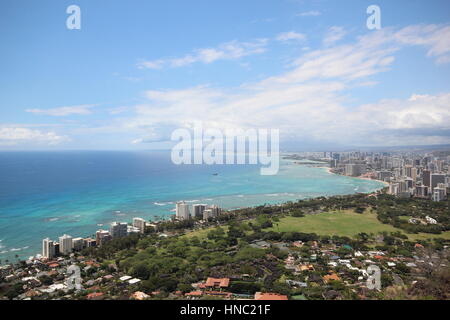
[0, 151, 385, 262]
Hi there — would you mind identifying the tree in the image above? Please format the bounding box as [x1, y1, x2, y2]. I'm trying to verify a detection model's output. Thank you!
[132, 263, 151, 280]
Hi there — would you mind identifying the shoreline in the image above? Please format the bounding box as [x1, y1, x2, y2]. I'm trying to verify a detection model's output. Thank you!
[315, 165, 389, 189]
[1, 163, 388, 264]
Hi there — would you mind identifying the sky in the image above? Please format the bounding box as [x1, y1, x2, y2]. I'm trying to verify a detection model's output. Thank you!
[0, 0, 450, 151]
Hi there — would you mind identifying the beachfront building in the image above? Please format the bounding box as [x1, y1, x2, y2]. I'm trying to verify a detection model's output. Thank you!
[133, 217, 146, 234]
[176, 202, 190, 220]
[83, 237, 97, 248]
[210, 205, 222, 217]
[42, 238, 55, 260]
[345, 164, 366, 177]
[59, 234, 73, 255]
[203, 208, 213, 220]
[72, 237, 84, 251]
[110, 222, 128, 238]
[127, 225, 141, 234]
[192, 204, 207, 218]
[96, 229, 112, 246]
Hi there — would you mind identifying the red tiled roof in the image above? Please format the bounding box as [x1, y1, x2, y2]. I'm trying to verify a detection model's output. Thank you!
[185, 291, 203, 296]
[254, 292, 288, 300]
[205, 277, 230, 288]
[87, 292, 104, 299]
[323, 273, 341, 283]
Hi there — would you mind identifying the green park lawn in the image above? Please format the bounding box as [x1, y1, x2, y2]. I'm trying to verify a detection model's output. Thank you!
[182, 225, 229, 240]
[182, 210, 450, 242]
[266, 210, 450, 241]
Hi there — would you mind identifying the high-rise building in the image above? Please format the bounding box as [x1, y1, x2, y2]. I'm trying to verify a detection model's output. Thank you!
[431, 173, 446, 191]
[96, 229, 112, 246]
[127, 226, 140, 234]
[345, 164, 366, 177]
[54, 242, 60, 256]
[415, 185, 429, 198]
[210, 205, 222, 217]
[110, 222, 128, 238]
[72, 237, 84, 251]
[423, 170, 431, 187]
[42, 238, 55, 260]
[176, 202, 190, 220]
[203, 208, 213, 220]
[377, 171, 392, 181]
[192, 204, 207, 218]
[83, 238, 97, 248]
[59, 234, 73, 255]
[432, 187, 446, 202]
[133, 217, 146, 234]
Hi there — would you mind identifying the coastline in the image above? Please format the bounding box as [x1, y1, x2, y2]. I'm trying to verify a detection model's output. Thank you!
[318, 165, 389, 189]
[1, 161, 389, 263]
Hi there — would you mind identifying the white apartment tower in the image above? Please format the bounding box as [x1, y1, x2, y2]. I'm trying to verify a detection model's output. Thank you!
[42, 238, 55, 259]
[59, 234, 73, 255]
[176, 202, 190, 220]
[133, 217, 146, 234]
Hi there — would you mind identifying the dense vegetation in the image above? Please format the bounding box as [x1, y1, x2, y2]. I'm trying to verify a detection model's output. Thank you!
[75, 193, 449, 299]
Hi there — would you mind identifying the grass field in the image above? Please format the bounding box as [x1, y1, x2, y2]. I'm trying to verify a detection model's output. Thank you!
[182, 225, 229, 240]
[182, 210, 450, 242]
[266, 210, 450, 241]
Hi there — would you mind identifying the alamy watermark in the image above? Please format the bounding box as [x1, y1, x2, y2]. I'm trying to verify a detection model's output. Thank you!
[171, 123, 279, 175]
[66, 5, 81, 30]
[66, 265, 82, 290]
[366, 265, 382, 290]
[367, 5, 381, 30]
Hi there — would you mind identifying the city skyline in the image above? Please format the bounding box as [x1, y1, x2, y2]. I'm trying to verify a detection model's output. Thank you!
[1, 0, 450, 150]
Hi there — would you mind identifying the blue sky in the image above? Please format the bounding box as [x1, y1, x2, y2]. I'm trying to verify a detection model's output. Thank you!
[1, 0, 450, 150]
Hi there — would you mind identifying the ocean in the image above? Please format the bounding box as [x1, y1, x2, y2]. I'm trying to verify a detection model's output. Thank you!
[0, 151, 385, 262]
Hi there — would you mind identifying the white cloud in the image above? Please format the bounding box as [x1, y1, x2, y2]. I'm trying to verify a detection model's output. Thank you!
[323, 26, 347, 46]
[26, 104, 96, 116]
[137, 39, 268, 69]
[127, 24, 450, 147]
[296, 11, 321, 17]
[0, 127, 69, 146]
[276, 31, 306, 42]
[393, 24, 450, 64]
[109, 106, 131, 115]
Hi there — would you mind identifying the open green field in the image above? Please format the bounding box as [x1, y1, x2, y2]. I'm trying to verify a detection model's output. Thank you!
[182, 210, 450, 242]
[182, 225, 229, 240]
[266, 210, 450, 241]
